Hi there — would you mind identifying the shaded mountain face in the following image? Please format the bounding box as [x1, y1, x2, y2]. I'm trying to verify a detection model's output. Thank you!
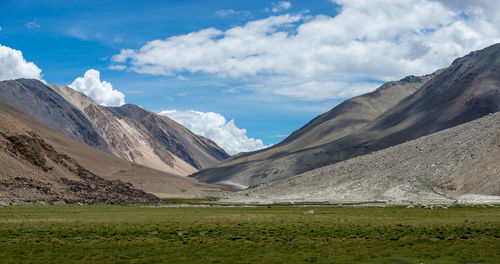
[193, 43, 500, 189]
[0, 99, 225, 203]
[225, 112, 500, 204]
[0, 79, 108, 152]
[50, 85, 228, 175]
[192, 74, 436, 188]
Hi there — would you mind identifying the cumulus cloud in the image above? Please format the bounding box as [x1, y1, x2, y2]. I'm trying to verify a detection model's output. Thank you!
[159, 110, 270, 155]
[266, 1, 292, 13]
[113, 0, 500, 101]
[0, 44, 43, 81]
[69, 69, 125, 106]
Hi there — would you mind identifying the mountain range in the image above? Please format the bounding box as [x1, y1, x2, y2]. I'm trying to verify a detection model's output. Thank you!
[51, 84, 228, 174]
[193, 43, 500, 196]
[0, 80, 228, 176]
[0, 43, 499, 205]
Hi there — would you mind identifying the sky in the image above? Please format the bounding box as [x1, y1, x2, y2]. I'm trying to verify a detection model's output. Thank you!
[1, 0, 500, 155]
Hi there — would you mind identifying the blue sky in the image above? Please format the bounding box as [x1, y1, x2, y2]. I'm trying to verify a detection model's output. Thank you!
[1, 0, 499, 154]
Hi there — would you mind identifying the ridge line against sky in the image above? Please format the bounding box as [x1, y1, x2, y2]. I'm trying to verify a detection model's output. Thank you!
[1, 0, 500, 154]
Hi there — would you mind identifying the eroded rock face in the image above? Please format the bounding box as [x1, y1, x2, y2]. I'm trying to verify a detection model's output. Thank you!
[50, 85, 229, 175]
[193, 43, 500, 189]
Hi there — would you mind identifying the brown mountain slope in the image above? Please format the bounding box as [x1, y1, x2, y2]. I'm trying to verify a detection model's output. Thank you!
[0, 109, 159, 205]
[225, 112, 500, 204]
[0, 100, 225, 200]
[50, 85, 228, 175]
[193, 43, 500, 189]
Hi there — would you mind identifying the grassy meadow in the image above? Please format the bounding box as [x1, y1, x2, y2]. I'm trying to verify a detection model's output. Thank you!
[0, 204, 499, 263]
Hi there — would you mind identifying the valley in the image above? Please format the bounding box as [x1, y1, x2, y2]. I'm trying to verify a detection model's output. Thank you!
[1, 2, 500, 262]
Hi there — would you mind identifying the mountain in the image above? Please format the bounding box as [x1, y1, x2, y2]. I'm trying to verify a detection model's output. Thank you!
[0, 79, 108, 152]
[193, 43, 500, 189]
[0, 99, 225, 203]
[0, 102, 159, 205]
[192, 73, 435, 188]
[0, 79, 228, 176]
[225, 111, 500, 204]
[50, 84, 228, 174]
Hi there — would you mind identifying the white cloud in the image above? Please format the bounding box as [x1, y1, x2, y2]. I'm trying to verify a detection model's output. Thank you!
[266, 1, 292, 13]
[69, 69, 125, 106]
[0, 44, 43, 81]
[113, 0, 500, 101]
[158, 110, 270, 155]
[25, 21, 40, 29]
[0, 26, 2, 31]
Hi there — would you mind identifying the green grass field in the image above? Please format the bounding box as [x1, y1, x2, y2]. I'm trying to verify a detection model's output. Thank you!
[0, 204, 499, 263]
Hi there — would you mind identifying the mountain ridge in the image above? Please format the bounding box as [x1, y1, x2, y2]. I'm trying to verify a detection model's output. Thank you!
[0, 99, 225, 201]
[192, 43, 500, 189]
[0, 79, 228, 176]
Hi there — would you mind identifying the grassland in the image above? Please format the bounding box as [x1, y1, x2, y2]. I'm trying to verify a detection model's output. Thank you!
[0, 204, 499, 263]
[162, 196, 220, 205]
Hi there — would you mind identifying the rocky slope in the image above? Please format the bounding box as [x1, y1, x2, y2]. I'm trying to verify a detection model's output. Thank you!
[193, 43, 500, 189]
[0, 100, 225, 202]
[192, 74, 435, 188]
[0, 107, 160, 205]
[225, 112, 500, 204]
[50, 84, 228, 175]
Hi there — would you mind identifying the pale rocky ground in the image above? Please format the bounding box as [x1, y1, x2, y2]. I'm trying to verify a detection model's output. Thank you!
[224, 112, 500, 204]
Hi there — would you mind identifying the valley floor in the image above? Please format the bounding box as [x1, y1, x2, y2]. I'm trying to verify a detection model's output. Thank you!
[0, 205, 499, 263]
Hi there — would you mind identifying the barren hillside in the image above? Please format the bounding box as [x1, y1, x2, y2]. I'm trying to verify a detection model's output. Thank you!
[225, 112, 500, 204]
[193, 43, 500, 189]
[0, 109, 159, 205]
[51, 84, 228, 175]
[0, 100, 225, 202]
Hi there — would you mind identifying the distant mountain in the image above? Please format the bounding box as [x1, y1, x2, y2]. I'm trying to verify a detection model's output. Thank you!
[0, 79, 228, 176]
[50, 84, 228, 175]
[225, 111, 500, 204]
[193, 43, 500, 189]
[0, 79, 108, 152]
[0, 99, 224, 204]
